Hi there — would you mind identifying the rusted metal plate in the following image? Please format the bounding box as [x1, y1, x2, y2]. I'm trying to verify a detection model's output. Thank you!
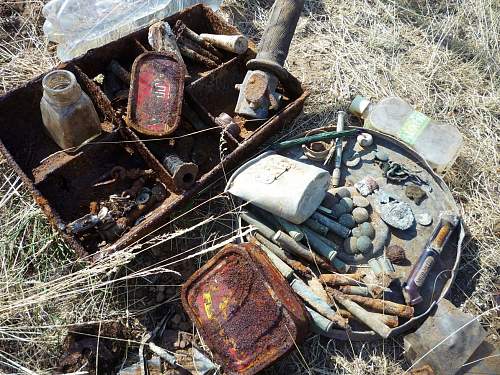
[127, 52, 185, 136]
[181, 243, 309, 375]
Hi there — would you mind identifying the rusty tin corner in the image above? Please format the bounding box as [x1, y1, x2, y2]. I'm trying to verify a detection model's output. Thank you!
[181, 243, 309, 375]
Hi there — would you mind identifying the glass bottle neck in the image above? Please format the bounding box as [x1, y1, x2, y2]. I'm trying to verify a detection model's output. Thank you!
[42, 70, 82, 106]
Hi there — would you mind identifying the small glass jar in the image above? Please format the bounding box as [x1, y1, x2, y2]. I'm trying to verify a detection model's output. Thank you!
[40, 69, 101, 150]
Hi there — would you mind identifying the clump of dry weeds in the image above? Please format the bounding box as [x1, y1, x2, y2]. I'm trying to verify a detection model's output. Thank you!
[0, 0, 499, 373]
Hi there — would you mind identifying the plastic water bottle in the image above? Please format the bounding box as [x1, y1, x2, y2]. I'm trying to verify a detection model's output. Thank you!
[349, 96, 463, 173]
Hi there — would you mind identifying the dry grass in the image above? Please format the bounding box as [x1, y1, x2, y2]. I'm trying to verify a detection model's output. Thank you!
[0, 0, 499, 373]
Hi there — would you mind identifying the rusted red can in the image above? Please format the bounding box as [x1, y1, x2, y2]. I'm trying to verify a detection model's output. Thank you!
[127, 51, 185, 136]
[181, 243, 309, 374]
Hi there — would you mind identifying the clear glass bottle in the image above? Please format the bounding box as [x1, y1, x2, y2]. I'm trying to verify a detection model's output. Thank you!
[40, 70, 101, 150]
[349, 96, 463, 173]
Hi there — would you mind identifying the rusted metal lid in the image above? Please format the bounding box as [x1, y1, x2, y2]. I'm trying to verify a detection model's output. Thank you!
[181, 243, 309, 375]
[127, 52, 185, 136]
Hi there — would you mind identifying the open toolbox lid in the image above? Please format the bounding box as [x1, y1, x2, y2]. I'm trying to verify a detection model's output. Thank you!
[0, 4, 309, 258]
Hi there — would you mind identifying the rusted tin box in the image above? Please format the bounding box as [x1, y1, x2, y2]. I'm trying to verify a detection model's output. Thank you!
[0, 5, 308, 257]
[181, 243, 309, 374]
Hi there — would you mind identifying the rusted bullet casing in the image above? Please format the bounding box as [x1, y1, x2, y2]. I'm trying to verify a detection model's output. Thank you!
[307, 306, 335, 334]
[337, 308, 399, 328]
[301, 226, 350, 273]
[319, 273, 365, 286]
[346, 294, 414, 319]
[241, 211, 332, 271]
[256, 238, 347, 329]
[178, 35, 221, 64]
[331, 289, 392, 338]
[162, 152, 198, 190]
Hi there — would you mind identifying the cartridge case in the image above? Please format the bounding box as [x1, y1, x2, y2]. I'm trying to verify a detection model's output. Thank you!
[311, 212, 351, 238]
[345, 294, 414, 319]
[331, 289, 392, 338]
[319, 273, 365, 286]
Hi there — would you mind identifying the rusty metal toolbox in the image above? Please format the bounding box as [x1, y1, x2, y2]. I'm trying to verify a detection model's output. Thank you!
[0, 4, 308, 257]
[181, 243, 309, 375]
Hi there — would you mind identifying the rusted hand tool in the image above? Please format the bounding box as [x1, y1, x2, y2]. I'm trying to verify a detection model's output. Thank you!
[235, 0, 305, 119]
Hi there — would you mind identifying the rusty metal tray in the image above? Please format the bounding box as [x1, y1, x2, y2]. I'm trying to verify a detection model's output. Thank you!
[181, 243, 309, 375]
[237, 127, 465, 340]
[0, 4, 308, 257]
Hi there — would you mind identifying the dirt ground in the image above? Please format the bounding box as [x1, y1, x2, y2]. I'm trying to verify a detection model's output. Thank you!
[0, 0, 498, 374]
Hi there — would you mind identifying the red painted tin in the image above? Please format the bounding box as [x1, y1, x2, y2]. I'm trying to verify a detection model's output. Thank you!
[127, 51, 185, 136]
[181, 243, 309, 375]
